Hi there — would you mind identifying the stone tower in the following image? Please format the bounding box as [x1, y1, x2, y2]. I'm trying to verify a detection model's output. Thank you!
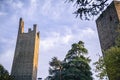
[96, 1, 120, 52]
[11, 18, 40, 80]
[96, 1, 120, 80]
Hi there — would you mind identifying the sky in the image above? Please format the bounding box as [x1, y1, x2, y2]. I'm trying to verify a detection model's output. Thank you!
[0, 0, 113, 80]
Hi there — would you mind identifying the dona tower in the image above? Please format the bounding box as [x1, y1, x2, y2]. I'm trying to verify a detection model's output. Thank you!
[11, 18, 40, 80]
[96, 1, 120, 51]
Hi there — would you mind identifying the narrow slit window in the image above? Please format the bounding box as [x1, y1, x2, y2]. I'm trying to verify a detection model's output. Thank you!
[110, 16, 112, 21]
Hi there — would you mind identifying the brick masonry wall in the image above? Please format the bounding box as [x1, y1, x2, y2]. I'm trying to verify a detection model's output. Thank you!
[96, 1, 120, 52]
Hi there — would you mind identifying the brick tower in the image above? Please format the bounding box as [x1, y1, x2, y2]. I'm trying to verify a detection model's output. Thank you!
[96, 1, 120, 80]
[11, 18, 40, 80]
[96, 1, 120, 52]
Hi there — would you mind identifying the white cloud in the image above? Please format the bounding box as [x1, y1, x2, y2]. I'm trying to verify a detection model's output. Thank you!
[41, 0, 59, 20]
[81, 27, 96, 38]
[62, 35, 73, 44]
[28, 0, 37, 16]
[41, 33, 72, 48]
[41, 0, 67, 20]
[0, 12, 7, 16]
[0, 39, 14, 73]
[12, 1, 24, 9]
[40, 32, 66, 50]
[0, 49, 14, 73]
[40, 26, 96, 51]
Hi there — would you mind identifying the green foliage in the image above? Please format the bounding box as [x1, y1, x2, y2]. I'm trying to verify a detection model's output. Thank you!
[115, 34, 120, 47]
[65, 41, 90, 62]
[48, 57, 62, 80]
[66, 0, 109, 20]
[94, 47, 120, 80]
[49, 57, 61, 70]
[93, 56, 108, 80]
[104, 47, 120, 80]
[46, 41, 93, 80]
[63, 41, 92, 80]
[62, 58, 92, 80]
[0, 64, 14, 80]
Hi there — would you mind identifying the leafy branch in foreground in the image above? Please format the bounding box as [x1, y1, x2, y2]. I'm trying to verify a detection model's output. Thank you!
[66, 0, 109, 20]
[104, 47, 120, 80]
[93, 56, 108, 80]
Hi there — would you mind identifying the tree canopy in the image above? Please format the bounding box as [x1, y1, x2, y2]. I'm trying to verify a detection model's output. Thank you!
[0, 64, 14, 80]
[93, 56, 108, 80]
[46, 41, 93, 80]
[104, 47, 120, 80]
[93, 47, 120, 80]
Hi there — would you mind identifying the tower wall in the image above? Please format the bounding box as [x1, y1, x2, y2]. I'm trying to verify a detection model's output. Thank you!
[11, 18, 40, 80]
[96, 1, 120, 52]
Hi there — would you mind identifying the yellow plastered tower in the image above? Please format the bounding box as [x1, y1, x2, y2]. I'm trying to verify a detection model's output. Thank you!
[11, 18, 40, 80]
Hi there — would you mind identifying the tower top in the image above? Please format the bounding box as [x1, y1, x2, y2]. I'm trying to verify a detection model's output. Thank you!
[18, 18, 39, 34]
[20, 17, 23, 21]
[19, 17, 24, 34]
[96, 0, 120, 50]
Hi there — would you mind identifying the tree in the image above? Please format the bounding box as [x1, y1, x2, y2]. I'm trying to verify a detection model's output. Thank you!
[46, 41, 93, 80]
[46, 57, 62, 80]
[62, 58, 92, 80]
[66, 0, 109, 20]
[65, 41, 89, 62]
[63, 41, 92, 80]
[93, 56, 108, 80]
[93, 47, 120, 80]
[0, 64, 14, 80]
[104, 47, 120, 80]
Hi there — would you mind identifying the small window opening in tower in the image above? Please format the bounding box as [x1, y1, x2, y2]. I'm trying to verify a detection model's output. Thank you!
[110, 16, 112, 21]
